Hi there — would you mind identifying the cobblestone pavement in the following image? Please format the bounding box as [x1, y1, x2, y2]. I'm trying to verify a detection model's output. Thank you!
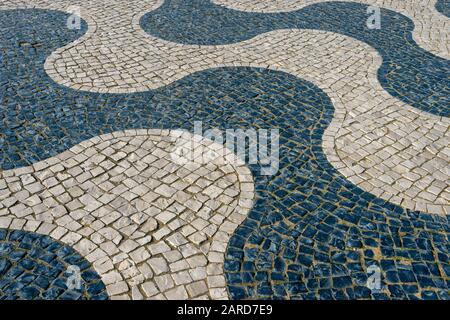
[212, 0, 450, 60]
[0, 0, 449, 300]
[1, 129, 253, 299]
[0, 228, 107, 299]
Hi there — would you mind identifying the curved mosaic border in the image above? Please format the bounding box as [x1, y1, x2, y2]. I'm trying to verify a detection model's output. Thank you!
[211, 0, 450, 59]
[0, 6, 448, 300]
[0, 129, 254, 299]
[0, 8, 448, 215]
[141, 1, 449, 117]
[213, 68, 449, 300]
[0, 228, 107, 300]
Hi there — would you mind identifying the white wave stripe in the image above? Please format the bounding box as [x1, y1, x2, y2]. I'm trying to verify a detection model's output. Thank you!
[212, 0, 450, 60]
[0, 3, 448, 212]
[51, 15, 450, 216]
[0, 129, 255, 299]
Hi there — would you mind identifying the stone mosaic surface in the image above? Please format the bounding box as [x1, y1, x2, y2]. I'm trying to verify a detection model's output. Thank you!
[141, 0, 450, 117]
[0, 228, 107, 300]
[1, 128, 254, 299]
[210, 0, 450, 60]
[0, 0, 448, 300]
[1, 4, 448, 215]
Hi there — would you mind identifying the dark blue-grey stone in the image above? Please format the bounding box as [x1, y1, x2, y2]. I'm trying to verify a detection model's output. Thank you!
[0, 228, 106, 300]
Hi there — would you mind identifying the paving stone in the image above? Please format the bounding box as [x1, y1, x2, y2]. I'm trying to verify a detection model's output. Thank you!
[164, 285, 189, 300]
[186, 281, 208, 298]
[148, 257, 169, 275]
